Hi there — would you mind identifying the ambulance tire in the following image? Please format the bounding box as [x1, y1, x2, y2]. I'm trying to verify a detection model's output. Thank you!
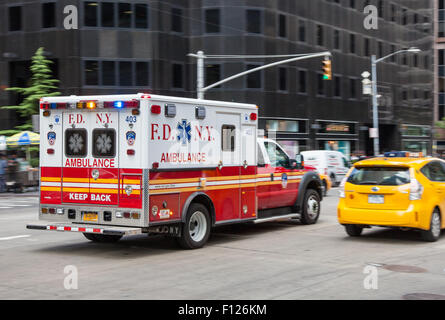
[421, 209, 441, 242]
[83, 233, 122, 243]
[176, 203, 211, 249]
[300, 189, 320, 225]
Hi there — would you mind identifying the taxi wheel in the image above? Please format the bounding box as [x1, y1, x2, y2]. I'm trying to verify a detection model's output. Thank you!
[300, 189, 320, 225]
[176, 203, 211, 249]
[83, 233, 122, 243]
[345, 225, 363, 237]
[421, 209, 441, 242]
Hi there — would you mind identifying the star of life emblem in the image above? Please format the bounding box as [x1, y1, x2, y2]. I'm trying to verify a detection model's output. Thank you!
[96, 133, 112, 154]
[177, 120, 192, 145]
[69, 133, 84, 153]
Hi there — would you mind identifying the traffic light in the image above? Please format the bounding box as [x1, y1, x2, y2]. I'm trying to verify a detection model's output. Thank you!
[322, 58, 332, 80]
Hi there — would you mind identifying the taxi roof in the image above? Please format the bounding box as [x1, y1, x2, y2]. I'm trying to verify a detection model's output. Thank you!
[353, 157, 441, 169]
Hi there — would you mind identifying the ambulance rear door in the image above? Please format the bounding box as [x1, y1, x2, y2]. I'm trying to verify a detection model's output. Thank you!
[62, 108, 119, 207]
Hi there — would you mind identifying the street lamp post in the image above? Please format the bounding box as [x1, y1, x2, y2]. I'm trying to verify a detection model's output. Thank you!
[370, 47, 421, 156]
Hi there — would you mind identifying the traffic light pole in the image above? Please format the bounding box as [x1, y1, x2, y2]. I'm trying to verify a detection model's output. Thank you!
[188, 51, 332, 100]
[371, 55, 380, 157]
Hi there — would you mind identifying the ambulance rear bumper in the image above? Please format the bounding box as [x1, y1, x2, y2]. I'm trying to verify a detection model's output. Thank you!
[26, 221, 143, 236]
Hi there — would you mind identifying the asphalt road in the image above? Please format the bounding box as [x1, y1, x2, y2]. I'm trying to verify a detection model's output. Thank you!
[1, 189, 445, 300]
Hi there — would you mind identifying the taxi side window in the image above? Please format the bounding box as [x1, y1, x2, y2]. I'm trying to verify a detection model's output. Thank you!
[421, 162, 445, 182]
[264, 141, 289, 168]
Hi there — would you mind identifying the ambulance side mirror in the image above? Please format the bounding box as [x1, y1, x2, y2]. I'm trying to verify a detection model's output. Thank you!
[294, 154, 304, 170]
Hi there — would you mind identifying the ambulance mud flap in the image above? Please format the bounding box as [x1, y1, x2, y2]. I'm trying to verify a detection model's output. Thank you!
[26, 222, 143, 236]
[295, 172, 323, 212]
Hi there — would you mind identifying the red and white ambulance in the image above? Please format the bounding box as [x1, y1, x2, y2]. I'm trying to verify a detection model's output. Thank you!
[27, 94, 323, 249]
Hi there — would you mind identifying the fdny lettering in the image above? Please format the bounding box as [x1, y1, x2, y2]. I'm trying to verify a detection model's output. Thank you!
[151, 123, 214, 141]
[68, 193, 111, 202]
[161, 153, 206, 163]
[96, 113, 112, 124]
[68, 114, 85, 124]
[64, 158, 115, 168]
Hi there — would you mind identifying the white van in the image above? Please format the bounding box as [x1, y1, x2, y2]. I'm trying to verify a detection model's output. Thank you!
[301, 150, 350, 186]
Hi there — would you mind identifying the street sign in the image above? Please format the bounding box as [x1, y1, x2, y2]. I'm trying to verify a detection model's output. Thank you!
[369, 128, 379, 138]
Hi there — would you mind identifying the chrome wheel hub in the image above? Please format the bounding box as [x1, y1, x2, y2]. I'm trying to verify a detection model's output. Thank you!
[189, 211, 207, 242]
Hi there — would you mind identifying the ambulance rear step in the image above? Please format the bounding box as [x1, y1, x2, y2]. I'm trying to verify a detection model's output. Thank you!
[254, 213, 301, 224]
[26, 222, 142, 236]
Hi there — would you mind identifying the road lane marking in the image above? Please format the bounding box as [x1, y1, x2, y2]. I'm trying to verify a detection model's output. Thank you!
[0, 235, 31, 241]
[0, 207, 13, 209]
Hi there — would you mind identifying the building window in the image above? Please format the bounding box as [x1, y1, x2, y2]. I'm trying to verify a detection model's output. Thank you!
[42, 3, 56, 28]
[298, 20, 306, 42]
[390, 4, 396, 22]
[299, 70, 307, 93]
[364, 38, 370, 56]
[402, 8, 408, 25]
[205, 9, 220, 33]
[377, 0, 383, 18]
[136, 62, 149, 86]
[135, 4, 148, 28]
[246, 9, 261, 34]
[172, 64, 183, 88]
[349, 34, 355, 54]
[9, 6, 22, 31]
[316, 25, 324, 46]
[390, 45, 396, 62]
[278, 67, 287, 91]
[171, 8, 183, 32]
[278, 14, 286, 38]
[119, 61, 132, 86]
[334, 76, 341, 97]
[246, 65, 262, 89]
[118, 3, 131, 28]
[349, 0, 355, 9]
[378, 41, 383, 58]
[439, 1, 445, 37]
[317, 74, 325, 96]
[84, 2, 98, 27]
[85, 60, 99, 86]
[333, 30, 340, 50]
[102, 61, 115, 86]
[205, 64, 221, 88]
[349, 79, 356, 99]
[101, 2, 115, 28]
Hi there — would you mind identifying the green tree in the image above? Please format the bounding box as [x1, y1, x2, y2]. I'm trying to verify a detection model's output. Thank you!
[0, 47, 60, 135]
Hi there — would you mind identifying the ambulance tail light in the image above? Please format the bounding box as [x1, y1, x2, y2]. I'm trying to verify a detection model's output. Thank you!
[250, 113, 258, 121]
[127, 149, 135, 156]
[151, 105, 161, 114]
[409, 168, 423, 200]
[47, 148, 55, 155]
[152, 162, 159, 169]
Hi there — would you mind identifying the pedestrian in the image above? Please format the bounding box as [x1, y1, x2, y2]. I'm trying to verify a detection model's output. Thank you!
[0, 155, 6, 193]
[7, 153, 19, 192]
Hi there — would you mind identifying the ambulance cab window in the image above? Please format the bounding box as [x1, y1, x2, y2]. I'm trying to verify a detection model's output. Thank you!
[92, 129, 116, 158]
[221, 125, 235, 151]
[264, 141, 290, 168]
[65, 129, 88, 158]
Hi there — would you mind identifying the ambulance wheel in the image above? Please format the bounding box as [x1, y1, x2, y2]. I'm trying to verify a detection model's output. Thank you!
[345, 224, 363, 237]
[176, 203, 211, 249]
[300, 189, 320, 225]
[83, 233, 122, 243]
[421, 209, 441, 242]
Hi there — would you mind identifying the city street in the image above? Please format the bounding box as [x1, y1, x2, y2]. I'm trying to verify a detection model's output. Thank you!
[1, 189, 445, 300]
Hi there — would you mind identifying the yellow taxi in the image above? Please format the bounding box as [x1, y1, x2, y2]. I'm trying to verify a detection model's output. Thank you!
[337, 152, 445, 242]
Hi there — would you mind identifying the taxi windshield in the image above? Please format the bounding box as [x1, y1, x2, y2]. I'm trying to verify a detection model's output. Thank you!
[347, 167, 410, 186]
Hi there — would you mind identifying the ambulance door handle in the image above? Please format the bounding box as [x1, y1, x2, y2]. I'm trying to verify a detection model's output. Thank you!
[218, 161, 223, 170]
[243, 160, 248, 169]
[270, 173, 274, 181]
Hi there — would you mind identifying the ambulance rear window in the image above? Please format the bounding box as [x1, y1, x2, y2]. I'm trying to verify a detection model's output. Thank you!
[92, 129, 116, 158]
[65, 129, 87, 158]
